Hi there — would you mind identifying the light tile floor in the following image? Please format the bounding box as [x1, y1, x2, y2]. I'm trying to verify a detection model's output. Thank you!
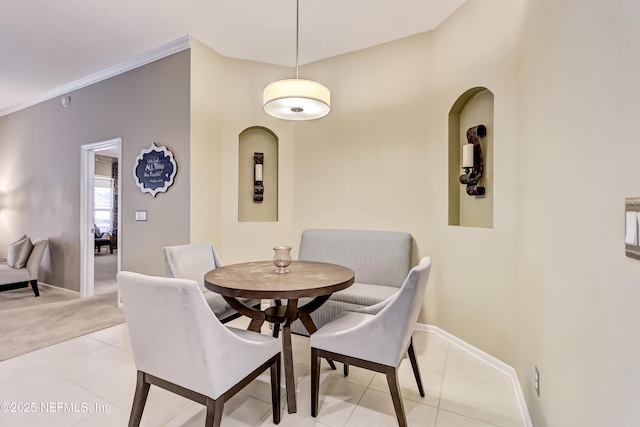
[0, 317, 525, 427]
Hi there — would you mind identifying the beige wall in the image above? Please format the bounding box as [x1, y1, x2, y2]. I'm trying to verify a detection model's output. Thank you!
[295, 1, 522, 357]
[516, 0, 640, 425]
[189, 39, 224, 246]
[294, 31, 440, 321]
[430, 0, 523, 364]
[0, 51, 191, 291]
[216, 57, 297, 264]
[289, 2, 640, 425]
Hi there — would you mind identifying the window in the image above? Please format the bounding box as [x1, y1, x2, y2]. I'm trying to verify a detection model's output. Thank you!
[95, 176, 114, 233]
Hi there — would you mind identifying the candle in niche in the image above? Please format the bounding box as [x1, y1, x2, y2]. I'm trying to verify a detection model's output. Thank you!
[462, 144, 474, 168]
[254, 164, 263, 182]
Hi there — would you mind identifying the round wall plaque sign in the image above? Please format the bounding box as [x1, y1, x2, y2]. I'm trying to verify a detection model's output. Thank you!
[133, 142, 177, 197]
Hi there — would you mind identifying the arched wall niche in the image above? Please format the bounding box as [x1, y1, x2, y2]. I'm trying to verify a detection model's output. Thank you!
[448, 87, 494, 228]
[238, 126, 279, 222]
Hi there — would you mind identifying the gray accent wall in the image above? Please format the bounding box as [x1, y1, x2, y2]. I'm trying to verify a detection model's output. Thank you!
[0, 51, 191, 291]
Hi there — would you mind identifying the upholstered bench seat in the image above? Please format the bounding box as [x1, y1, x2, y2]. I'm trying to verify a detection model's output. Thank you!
[330, 283, 399, 306]
[290, 229, 412, 336]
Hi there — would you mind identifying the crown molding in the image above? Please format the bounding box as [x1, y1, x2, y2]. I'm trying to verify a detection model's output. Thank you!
[0, 35, 191, 118]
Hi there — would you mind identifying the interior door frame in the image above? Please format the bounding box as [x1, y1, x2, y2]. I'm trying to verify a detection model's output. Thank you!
[80, 138, 122, 303]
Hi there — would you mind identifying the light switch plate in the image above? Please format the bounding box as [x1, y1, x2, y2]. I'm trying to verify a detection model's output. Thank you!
[135, 210, 148, 221]
[625, 198, 640, 260]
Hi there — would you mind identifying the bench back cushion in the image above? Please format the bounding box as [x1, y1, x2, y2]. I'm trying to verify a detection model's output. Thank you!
[298, 229, 412, 289]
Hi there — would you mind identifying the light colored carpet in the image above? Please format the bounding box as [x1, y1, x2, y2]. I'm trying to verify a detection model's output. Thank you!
[0, 286, 125, 361]
[95, 250, 118, 295]
[0, 284, 79, 310]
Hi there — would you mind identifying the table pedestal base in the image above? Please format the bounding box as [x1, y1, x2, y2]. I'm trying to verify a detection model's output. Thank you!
[223, 296, 338, 413]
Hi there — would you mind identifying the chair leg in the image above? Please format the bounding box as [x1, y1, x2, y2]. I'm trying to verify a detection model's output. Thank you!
[270, 353, 281, 424]
[343, 363, 349, 376]
[311, 348, 321, 417]
[273, 323, 280, 338]
[386, 367, 407, 427]
[298, 313, 337, 371]
[205, 398, 224, 427]
[30, 279, 39, 297]
[128, 371, 150, 427]
[407, 337, 424, 397]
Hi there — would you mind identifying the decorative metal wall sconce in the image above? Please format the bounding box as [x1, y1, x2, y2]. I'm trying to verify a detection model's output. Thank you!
[459, 124, 486, 196]
[254, 152, 264, 202]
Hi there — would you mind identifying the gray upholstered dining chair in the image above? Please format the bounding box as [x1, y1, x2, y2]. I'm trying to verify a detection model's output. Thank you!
[118, 272, 281, 427]
[310, 257, 432, 427]
[164, 243, 261, 323]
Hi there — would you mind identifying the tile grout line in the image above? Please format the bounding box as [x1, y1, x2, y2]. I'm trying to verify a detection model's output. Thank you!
[21, 337, 134, 414]
[2, 324, 525, 426]
[340, 376, 369, 427]
[432, 339, 451, 426]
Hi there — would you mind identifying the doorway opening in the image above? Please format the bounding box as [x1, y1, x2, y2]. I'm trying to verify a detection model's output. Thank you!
[80, 138, 122, 305]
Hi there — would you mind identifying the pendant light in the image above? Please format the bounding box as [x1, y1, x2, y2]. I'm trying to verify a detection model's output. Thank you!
[263, 0, 331, 120]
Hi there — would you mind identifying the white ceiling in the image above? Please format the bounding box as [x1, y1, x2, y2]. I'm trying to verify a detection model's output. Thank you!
[0, 0, 466, 116]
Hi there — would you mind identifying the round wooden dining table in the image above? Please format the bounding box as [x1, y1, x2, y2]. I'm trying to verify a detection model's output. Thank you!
[204, 260, 355, 414]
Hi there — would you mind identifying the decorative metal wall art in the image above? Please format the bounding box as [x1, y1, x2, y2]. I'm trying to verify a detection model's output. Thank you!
[133, 143, 177, 197]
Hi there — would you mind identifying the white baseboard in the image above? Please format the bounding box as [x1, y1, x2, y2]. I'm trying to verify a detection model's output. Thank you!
[415, 323, 533, 427]
[39, 283, 81, 297]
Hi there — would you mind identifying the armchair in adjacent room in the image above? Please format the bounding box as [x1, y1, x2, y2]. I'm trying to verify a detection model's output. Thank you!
[94, 224, 113, 254]
[0, 237, 48, 297]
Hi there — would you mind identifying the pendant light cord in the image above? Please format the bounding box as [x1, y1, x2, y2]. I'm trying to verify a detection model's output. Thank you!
[262, 0, 330, 119]
[295, 0, 299, 79]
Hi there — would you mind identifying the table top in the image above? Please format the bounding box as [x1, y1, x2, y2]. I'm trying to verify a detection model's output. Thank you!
[204, 261, 355, 299]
